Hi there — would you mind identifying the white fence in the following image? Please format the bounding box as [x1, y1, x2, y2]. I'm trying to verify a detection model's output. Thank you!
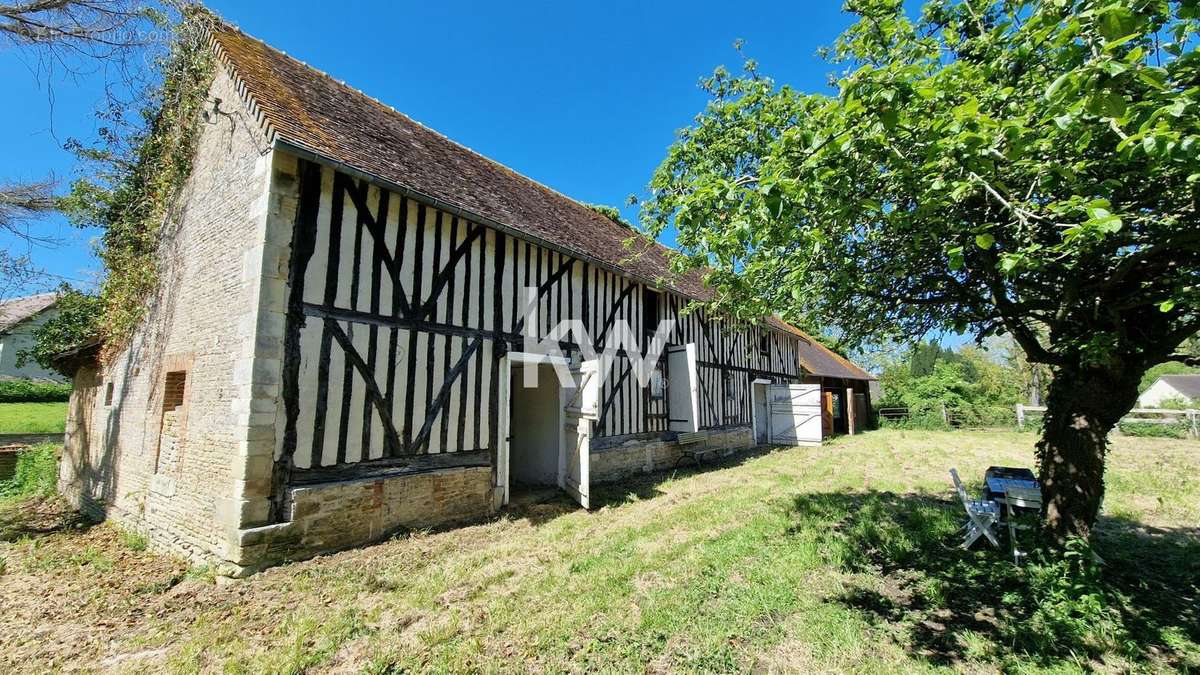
[1015, 404, 1200, 439]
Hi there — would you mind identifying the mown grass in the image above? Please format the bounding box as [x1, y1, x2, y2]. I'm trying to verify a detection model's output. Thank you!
[0, 402, 67, 434]
[0, 430, 1197, 673]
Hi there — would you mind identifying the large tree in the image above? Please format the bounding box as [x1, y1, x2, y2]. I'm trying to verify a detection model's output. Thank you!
[643, 0, 1200, 543]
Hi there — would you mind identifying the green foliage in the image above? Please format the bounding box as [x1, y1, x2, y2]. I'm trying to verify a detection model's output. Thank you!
[61, 11, 217, 356]
[644, 0, 1200, 385]
[584, 203, 633, 228]
[1020, 538, 1134, 657]
[877, 340, 1024, 427]
[1154, 396, 1194, 410]
[0, 444, 59, 500]
[0, 380, 71, 403]
[1119, 420, 1191, 438]
[17, 286, 102, 374]
[652, 0, 1195, 357]
[644, 0, 1200, 538]
[909, 339, 961, 377]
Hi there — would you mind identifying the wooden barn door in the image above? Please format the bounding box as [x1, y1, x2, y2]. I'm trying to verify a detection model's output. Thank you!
[767, 384, 822, 445]
[821, 391, 835, 437]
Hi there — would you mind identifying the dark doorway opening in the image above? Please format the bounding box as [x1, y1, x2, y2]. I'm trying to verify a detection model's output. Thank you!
[509, 363, 563, 500]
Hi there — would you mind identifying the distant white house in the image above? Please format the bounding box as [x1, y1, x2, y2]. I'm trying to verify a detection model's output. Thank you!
[0, 293, 63, 382]
[1138, 374, 1200, 408]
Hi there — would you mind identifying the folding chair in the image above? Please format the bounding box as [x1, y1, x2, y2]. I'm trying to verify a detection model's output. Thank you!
[950, 468, 1001, 550]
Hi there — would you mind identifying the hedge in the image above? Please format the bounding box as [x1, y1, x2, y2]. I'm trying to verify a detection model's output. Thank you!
[0, 380, 73, 403]
[1118, 420, 1192, 439]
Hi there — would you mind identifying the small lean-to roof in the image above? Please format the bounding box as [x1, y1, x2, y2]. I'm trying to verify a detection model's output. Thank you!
[0, 293, 56, 334]
[791, 327, 874, 381]
[1157, 374, 1200, 400]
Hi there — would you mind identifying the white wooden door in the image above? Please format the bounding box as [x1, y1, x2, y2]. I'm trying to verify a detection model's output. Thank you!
[560, 359, 598, 509]
[767, 383, 823, 445]
[667, 344, 699, 432]
[561, 421, 590, 509]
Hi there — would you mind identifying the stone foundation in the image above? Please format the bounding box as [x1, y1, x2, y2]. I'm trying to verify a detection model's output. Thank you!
[228, 465, 497, 574]
[591, 426, 755, 483]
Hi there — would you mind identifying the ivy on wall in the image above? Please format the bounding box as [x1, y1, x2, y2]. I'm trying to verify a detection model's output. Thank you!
[58, 8, 218, 361]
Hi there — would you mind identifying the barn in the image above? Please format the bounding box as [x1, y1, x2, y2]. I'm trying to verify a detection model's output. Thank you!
[58, 19, 872, 574]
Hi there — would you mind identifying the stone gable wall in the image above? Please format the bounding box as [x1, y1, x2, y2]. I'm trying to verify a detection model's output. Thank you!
[59, 68, 275, 568]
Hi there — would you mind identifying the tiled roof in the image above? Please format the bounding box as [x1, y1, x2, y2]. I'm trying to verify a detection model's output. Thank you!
[0, 293, 56, 334]
[206, 19, 856, 349]
[208, 21, 711, 299]
[791, 328, 874, 381]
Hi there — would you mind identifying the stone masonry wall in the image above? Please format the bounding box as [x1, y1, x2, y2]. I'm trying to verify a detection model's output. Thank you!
[590, 426, 755, 484]
[232, 467, 496, 573]
[59, 69, 274, 566]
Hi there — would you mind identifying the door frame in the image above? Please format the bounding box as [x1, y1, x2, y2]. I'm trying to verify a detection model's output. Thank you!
[499, 351, 571, 506]
[749, 378, 772, 444]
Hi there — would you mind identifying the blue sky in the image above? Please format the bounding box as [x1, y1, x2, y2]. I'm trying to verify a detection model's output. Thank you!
[1, 1, 867, 295]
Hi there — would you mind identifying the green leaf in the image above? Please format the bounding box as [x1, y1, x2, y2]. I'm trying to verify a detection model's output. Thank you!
[1045, 72, 1072, 100]
[1097, 6, 1137, 42]
[1159, 299, 1176, 313]
[953, 98, 979, 120]
[975, 233, 995, 249]
[947, 246, 965, 271]
[1101, 92, 1126, 119]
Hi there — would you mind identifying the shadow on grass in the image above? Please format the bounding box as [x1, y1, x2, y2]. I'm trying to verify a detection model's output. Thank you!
[0, 495, 95, 542]
[788, 490, 1200, 670]
[501, 444, 786, 525]
[588, 443, 784, 510]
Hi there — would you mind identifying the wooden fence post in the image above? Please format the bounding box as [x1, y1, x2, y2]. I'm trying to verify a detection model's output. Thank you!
[1016, 403, 1025, 430]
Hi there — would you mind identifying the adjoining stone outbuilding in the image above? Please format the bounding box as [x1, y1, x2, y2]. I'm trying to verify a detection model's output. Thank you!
[58, 19, 873, 575]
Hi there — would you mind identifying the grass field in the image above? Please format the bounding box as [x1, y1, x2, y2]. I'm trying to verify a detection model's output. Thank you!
[0, 402, 67, 434]
[0, 430, 1196, 673]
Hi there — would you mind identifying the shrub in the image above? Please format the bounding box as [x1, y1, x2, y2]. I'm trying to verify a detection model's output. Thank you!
[1118, 420, 1190, 439]
[0, 380, 72, 403]
[879, 413, 951, 431]
[0, 444, 59, 499]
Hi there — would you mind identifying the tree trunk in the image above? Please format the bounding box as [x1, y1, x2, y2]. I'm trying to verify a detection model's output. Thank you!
[1036, 365, 1142, 544]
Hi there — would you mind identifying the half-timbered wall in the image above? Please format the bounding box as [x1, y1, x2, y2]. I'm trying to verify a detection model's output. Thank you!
[280, 159, 803, 472]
